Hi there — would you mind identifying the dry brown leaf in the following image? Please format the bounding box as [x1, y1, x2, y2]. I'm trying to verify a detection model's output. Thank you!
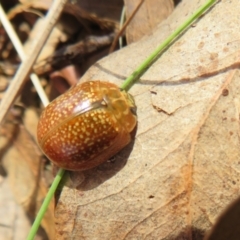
[124, 0, 174, 43]
[53, 0, 240, 239]
[0, 119, 55, 239]
[0, 177, 31, 240]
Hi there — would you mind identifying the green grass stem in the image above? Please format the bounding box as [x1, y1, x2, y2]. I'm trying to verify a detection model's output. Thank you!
[26, 168, 65, 240]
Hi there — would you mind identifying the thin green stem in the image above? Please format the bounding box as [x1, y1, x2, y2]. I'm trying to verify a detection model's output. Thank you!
[26, 168, 65, 240]
[120, 0, 217, 91]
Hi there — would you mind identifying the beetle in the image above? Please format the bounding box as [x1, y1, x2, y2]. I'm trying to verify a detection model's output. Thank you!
[37, 81, 137, 171]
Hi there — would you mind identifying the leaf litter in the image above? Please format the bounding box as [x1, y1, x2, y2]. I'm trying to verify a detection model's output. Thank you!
[2, 0, 240, 239]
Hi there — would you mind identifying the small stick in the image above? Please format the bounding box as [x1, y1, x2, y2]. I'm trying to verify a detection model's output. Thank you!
[109, 0, 144, 53]
[26, 168, 65, 240]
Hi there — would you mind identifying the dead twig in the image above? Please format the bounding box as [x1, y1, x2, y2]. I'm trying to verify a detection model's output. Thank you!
[109, 0, 144, 53]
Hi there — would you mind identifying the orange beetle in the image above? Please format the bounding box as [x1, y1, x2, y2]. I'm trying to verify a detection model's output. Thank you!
[37, 81, 137, 171]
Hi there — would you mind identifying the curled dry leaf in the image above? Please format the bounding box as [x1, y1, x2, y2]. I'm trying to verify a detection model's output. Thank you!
[54, 0, 240, 239]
